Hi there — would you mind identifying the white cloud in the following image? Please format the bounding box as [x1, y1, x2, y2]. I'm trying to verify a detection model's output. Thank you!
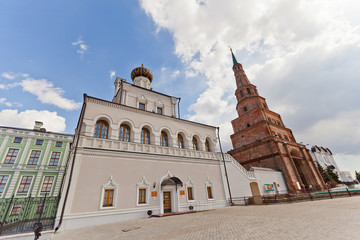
[72, 37, 89, 57]
[1, 72, 29, 80]
[110, 71, 116, 79]
[0, 109, 66, 132]
[140, 0, 360, 163]
[0, 97, 22, 107]
[21, 78, 81, 110]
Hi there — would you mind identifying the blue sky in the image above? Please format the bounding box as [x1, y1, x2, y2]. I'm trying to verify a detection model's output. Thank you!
[1, 0, 360, 175]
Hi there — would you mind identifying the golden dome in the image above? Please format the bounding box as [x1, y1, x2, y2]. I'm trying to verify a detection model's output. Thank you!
[131, 64, 153, 82]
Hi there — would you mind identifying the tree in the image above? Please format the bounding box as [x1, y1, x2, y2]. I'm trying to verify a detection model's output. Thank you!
[356, 171, 360, 182]
[316, 163, 341, 185]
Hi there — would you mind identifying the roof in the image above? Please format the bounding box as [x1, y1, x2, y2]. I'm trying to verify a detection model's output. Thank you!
[0, 125, 74, 137]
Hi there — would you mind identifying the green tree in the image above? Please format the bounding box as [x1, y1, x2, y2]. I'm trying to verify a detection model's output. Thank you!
[325, 166, 341, 184]
[356, 171, 360, 182]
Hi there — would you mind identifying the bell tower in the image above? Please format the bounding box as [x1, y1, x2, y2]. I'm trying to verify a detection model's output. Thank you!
[228, 48, 326, 192]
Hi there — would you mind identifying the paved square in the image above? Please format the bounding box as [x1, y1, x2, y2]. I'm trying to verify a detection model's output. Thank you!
[51, 197, 360, 240]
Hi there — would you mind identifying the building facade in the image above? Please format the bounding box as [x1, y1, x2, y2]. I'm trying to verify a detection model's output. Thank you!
[228, 49, 326, 192]
[55, 65, 288, 231]
[310, 145, 354, 183]
[0, 122, 72, 228]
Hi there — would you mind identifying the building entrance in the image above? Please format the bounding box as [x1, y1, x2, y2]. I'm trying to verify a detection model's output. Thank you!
[163, 191, 171, 213]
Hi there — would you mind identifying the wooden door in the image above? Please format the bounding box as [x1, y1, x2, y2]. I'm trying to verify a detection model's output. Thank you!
[163, 191, 171, 213]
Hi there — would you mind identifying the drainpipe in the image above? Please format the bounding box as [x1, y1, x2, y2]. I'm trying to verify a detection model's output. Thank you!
[266, 140, 290, 192]
[177, 98, 181, 119]
[217, 127, 233, 205]
[55, 94, 87, 232]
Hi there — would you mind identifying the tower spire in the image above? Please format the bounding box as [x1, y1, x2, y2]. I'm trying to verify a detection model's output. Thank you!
[229, 46, 238, 66]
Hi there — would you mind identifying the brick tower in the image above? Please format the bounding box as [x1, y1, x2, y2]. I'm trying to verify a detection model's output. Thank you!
[228, 49, 326, 192]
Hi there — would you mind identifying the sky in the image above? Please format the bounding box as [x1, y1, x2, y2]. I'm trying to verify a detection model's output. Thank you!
[0, 0, 359, 175]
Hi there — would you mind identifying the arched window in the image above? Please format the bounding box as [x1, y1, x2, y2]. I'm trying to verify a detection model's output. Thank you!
[141, 128, 150, 144]
[247, 88, 251, 94]
[192, 137, 198, 150]
[205, 139, 210, 152]
[177, 134, 184, 149]
[160, 131, 168, 147]
[94, 120, 109, 139]
[119, 124, 130, 142]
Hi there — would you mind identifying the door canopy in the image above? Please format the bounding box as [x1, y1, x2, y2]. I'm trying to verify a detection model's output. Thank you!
[161, 177, 183, 188]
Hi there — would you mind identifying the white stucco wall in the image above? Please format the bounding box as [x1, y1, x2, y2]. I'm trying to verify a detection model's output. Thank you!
[251, 167, 288, 196]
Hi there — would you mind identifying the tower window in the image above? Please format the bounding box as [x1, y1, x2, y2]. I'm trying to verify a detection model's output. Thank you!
[243, 107, 247, 112]
[240, 90, 244, 97]
[247, 88, 251, 94]
[157, 107, 163, 114]
[247, 123, 250, 128]
[139, 103, 145, 110]
[205, 139, 210, 152]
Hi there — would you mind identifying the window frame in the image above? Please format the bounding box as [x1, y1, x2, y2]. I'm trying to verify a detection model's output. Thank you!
[186, 177, 196, 203]
[10, 204, 22, 216]
[157, 107, 163, 114]
[94, 120, 109, 139]
[99, 176, 118, 209]
[40, 176, 55, 193]
[192, 137, 199, 150]
[14, 137, 22, 143]
[160, 131, 169, 147]
[139, 103, 146, 110]
[205, 139, 211, 152]
[136, 176, 150, 206]
[55, 141, 63, 147]
[141, 128, 150, 145]
[3, 148, 20, 164]
[17, 175, 34, 195]
[177, 134, 184, 149]
[35, 139, 44, 146]
[27, 150, 41, 165]
[0, 175, 10, 197]
[205, 178, 215, 200]
[49, 151, 61, 166]
[119, 124, 131, 142]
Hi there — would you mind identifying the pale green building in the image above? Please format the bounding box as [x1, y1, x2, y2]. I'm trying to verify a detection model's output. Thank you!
[0, 121, 72, 216]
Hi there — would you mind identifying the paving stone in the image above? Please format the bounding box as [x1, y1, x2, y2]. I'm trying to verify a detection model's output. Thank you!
[51, 197, 360, 240]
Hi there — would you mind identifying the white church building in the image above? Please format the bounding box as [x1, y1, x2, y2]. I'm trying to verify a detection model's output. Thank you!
[55, 65, 287, 231]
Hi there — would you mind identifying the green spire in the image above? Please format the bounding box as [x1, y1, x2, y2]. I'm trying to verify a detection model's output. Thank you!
[229, 47, 238, 66]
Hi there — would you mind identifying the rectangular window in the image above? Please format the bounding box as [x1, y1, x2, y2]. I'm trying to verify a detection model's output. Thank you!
[28, 150, 41, 165]
[4, 148, 19, 164]
[138, 188, 146, 204]
[240, 90, 244, 97]
[243, 107, 247, 112]
[14, 137, 22, 143]
[139, 103, 145, 110]
[103, 189, 114, 207]
[35, 139, 43, 145]
[55, 141, 62, 147]
[0, 175, 9, 194]
[10, 205, 22, 216]
[49, 152, 61, 166]
[207, 186, 213, 199]
[35, 203, 45, 214]
[17, 176, 33, 194]
[41, 176, 54, 193]
[157, 107, 163, 114]
[187, 187, 194, 200]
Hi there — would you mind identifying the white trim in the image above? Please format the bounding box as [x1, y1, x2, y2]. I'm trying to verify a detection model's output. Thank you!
[99, 176, 119, 210]
[136, 176, 150, 206]
[185, 177, 196, 202]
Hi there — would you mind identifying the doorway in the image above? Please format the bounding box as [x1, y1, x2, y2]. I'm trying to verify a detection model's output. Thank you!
[163, 191, 171, 213]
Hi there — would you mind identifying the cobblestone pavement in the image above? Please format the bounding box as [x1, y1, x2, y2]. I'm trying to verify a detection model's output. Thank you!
[51, 197, 360, 240]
